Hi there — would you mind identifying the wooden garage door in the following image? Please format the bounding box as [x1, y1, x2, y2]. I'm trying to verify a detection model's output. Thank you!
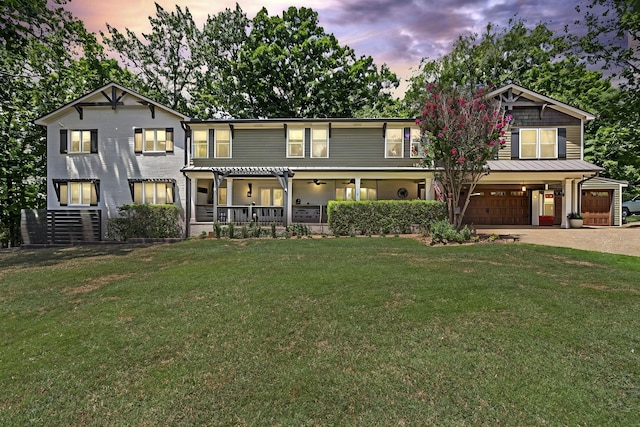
[464, 189, 529, 225]
[582, 190, 612, 226]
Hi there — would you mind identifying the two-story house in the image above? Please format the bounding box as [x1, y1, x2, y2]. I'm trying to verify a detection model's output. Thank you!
[29, 82, 624, 243]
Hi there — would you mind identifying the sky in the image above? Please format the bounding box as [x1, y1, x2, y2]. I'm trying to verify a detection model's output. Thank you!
[63, 0, 590, 95]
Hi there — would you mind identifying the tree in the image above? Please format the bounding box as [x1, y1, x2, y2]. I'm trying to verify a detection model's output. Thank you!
[571, 0, 640, 193]
[416, 84, 510, 230]
[101, 3, 201, 114]
[207, 6, 399, 118]
[1, 0, 130, 246]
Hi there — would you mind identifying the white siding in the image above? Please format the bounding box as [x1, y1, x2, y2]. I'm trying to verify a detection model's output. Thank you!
[46, 103, 187, 236]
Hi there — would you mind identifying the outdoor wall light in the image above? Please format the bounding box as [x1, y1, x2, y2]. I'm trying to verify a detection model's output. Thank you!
[247, 183, 252, 198]
[521, 185, 527, 192]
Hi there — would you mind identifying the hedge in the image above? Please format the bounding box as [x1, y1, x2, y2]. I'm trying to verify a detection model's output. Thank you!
[106, 204, 183, 241]
[327, 200, 447, 236]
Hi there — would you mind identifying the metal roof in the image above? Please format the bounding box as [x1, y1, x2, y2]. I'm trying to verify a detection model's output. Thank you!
[487, 160, 603, 173]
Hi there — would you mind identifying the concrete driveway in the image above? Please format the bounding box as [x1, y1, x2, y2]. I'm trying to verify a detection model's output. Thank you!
[476, 224, 640, 257]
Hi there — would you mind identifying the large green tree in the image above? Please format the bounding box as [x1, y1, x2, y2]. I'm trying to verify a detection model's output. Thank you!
[102, 4, 400, 118]
[224, 6, 399, 118]
[572, 0, 640, 192]
[0, 0, 131, 246]
[102, 3, 200, 114]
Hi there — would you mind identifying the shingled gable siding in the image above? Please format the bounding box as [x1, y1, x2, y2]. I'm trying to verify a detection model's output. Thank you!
[189, 125, 418, 168]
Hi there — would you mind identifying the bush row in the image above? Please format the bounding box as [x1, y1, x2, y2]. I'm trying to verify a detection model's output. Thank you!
[106, 204, 182, 241]
[327, 200, 447, 236]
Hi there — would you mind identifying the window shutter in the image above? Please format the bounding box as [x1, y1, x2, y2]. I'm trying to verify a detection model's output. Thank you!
[59, 182, 68, 206]
[558, 128, 566, 159]
[90, 181, 99, 206]
[128, 180, 135, 200]
[305, 128, 311, 156]
[60, 129, 68, 154]
[511, 129, 519, 159]
[209, 129, 215, 158]
[134, 128, 143, 153]
[166, 128, 174, 152]
[404, 127, 411, 157]
[90, 129, 98, 153]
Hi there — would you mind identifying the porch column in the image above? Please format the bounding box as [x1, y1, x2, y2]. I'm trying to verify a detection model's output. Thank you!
[212, 171, 219, 224]
[227, 178, 234, 223]
[286, 178, 293, 226]
[562, 179, 573, 229]
[424, 178, 433, 200]
[355, 178, 361, 201]
[189, 177, 198, 224]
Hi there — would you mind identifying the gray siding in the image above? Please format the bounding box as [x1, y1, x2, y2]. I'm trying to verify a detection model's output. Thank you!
[509, 106, 581, 127]
[191, 126, 419, 168]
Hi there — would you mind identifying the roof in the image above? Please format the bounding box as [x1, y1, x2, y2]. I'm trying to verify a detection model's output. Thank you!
[487, 160, 604, 173]
[34, 82, 190, 125]
[486, 83, 596, 122]
[184, 118, 415, 125]
[580, 175, 629, 186]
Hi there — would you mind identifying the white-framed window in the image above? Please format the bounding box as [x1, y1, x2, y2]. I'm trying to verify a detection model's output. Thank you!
[287, 128, 305, 158]
[335, 187, 377, 201]
[192, 130, 208, 158]
[215, 129, 231, 158]
[70, 130, 92, 153]
[409, 128, 422, 158]
[311, 128, 328, 158]
[386, 128, 403, 158]
[130, 180, 175, 204]
[520, 128, 557, 159]
[260, 188, 284, 206]
[134, 128, 174, 153]
[60, 129, 97, 154]
[53, 180, 99, 206]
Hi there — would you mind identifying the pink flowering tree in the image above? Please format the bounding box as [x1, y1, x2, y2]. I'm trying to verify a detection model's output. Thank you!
[416, 84, 511, 230]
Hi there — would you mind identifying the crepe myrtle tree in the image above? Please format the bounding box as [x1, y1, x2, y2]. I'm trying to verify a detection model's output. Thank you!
[416, 84, 511, 230]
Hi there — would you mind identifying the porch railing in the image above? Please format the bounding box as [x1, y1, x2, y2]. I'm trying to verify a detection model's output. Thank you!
[195, 204, 285, 226]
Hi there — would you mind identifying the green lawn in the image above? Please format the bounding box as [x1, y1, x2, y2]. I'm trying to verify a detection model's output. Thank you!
[1, 238, 638, 426]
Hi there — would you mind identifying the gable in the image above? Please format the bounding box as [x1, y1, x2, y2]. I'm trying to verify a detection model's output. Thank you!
[35, 82, 190, 125]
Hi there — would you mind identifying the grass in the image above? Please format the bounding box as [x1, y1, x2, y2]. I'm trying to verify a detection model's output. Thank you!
[1, 238, 639, 426]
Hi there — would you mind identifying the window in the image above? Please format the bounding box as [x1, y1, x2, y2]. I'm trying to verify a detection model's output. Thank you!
[311, 128, 328, 158]
[192, 130, 208, 158]
[215, 129, 231, 158]
[287, 128, 304, 158]
[60, 129, 97, 154]
[134, 128, 174, 153]
[520, 128, 557, 159]
[409, 128, 422, 158]
[129, 180, 175, 204]
[218, 187, 227, 206]
[53, 180, 99, 206]
[336, 187, 377, 201]
[386, 128, 403, 158]
[260, 188, 284, 206]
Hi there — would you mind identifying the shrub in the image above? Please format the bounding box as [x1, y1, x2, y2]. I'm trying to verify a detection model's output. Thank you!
[106, 204, 182, 241]
[214, 221, 222, 239]
[428, 219, 474, 245]
[271, 222, 277, 239]
[227, 222, 235, 239]
[287, 223, 310, 237]
[327, 200, 446, 236]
